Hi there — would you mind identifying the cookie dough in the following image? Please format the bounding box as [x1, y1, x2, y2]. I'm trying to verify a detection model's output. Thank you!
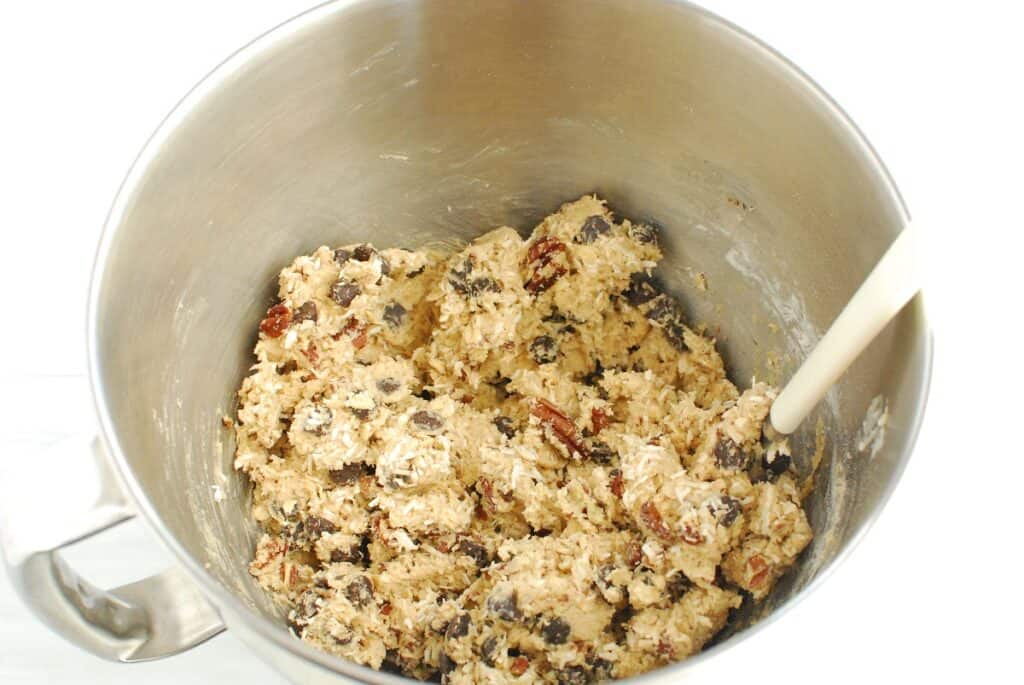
[233, 196, 813, 683]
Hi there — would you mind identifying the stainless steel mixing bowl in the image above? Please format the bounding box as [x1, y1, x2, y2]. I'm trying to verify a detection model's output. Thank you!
[1, 0, 931, 682]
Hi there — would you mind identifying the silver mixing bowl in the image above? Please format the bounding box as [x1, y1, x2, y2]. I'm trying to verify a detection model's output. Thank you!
[1, 1, 931, 682]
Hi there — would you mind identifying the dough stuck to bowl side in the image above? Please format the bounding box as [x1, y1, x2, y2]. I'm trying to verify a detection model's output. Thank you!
[232, 196, 813, 683]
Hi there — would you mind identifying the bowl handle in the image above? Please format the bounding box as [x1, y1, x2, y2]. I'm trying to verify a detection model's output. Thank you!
[0, 433, 225, 662]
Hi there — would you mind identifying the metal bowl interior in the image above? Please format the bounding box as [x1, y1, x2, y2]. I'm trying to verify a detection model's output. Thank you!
[89, 0, 930, 681]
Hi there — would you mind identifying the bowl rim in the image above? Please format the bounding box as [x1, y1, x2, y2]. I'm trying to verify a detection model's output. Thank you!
[86, 0, 933, 681]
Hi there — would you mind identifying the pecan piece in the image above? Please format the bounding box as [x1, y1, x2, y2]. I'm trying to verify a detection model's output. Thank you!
[524, 236, 568, 293]
[530, 398, 588, 457]
[626, 539, 643, 568]
[478, 478, 496, 511]
[510, 657, 529, 677]
[339, 318, 368, 348]
[680, 524, 704, 545]
[259, 304, 292, 338]
[748, 554, 770, 589]
[639, 501, 675, 541]
[609, 468, 625, 498]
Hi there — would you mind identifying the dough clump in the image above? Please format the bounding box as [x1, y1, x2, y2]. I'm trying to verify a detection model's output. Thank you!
[234, 197, 813, 683]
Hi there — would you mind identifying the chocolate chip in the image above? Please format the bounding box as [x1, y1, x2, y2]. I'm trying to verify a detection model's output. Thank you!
[439, 652, 455, 676]
[713, 495, 743, 527]
[411, 410, 445, 432]
[445, 613, 471, 640]
[382, 649, 403, 674]
[582, 360, 605, 388]
[540, 617, 571, 645]
[645, 296, 688, 351]
[574, 215, 611, 244]
[486, 590, 521, 621]
[608, 605, 634, 641]
[406, 265, 425, 279]
[330, 279, 361, 307]
[447, 258, 473, 292]
[331, 536, 370, 564]
[290, 588, 322, 630]
[383, 301, 407, 327]
[594, 564, 617, 593]
[379, 257, 391, 277]
[349, 406, 373, 421]
[334, 248, 352, 264]
[449, 257, 501, 296]
[587, 440, 616, 464]
[416, 388, 436, 401]
[489, 376, 512, 401]
[494, 415, 516, 439]
[352, 244, 375, 261]
[291, 301, 318, 324]
[623, 272, 660, 306]
[329, 463, 371, 485]
[762, 453, 792, 481]
[277, 360, 299, 375]
[628, 222, 659, 245]
[345, 575, 374, 607]
[305, 516, 337, 538]
[330, 546, 361, 564]
[471, 277, 500, 294]
[481, 636, 501, 667]
[455, 539, 490, 568]
[530, 335, 558, 364]
[556, 666, 591, 685]
[542, 311, 567, 324]
[303, 405, 333, 436]
[269, 432, 291, 459]
[376, 377, 402, 394]
[714, 436, 750, 470]
[589, 658, 614, 681]
[667, 572, 693, 601]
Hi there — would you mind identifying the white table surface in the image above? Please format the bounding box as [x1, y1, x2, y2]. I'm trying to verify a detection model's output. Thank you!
[1, 1, 1020, 682]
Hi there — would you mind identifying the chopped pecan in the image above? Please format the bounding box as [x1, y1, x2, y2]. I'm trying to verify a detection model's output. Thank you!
[748, 554, 770, 589]
[302, 343, 319, 364]
[510, 657, 529, 676]
[591, 408, 610, 434]
[639, 501, 675, 541]
[259, 304, 292, 338]
[339, 318, 369, 348]
[524, 236, 568, 293]
[530, 398, 588, 457]
[478, 478, 496, 511]
[680, 524, 704, 545]
[609, 469, 624, 498]
[252, 537, 286, 570]
[627, 539, 643, 568]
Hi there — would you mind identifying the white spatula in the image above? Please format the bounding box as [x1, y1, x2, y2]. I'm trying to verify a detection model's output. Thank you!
[770, 226, 921, 435]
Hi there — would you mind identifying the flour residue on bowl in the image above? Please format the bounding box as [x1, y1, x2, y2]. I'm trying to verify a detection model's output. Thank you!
[856, 395, 889, 460]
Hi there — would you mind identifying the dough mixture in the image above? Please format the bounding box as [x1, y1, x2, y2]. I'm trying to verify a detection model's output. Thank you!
[233, 196, 813, 683]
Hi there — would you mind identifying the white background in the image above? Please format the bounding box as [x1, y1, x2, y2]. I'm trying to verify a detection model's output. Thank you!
[1, 1, 1021, 682]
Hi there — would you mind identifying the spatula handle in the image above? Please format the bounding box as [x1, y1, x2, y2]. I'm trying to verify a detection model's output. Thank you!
[770, 226, 921, 434]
